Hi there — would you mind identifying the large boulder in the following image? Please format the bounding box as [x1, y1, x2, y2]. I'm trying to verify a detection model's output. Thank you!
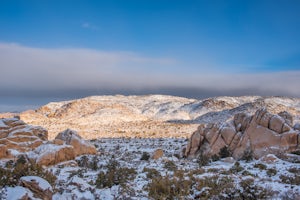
[0, 118, 98, 166]
[55, 129, 97, 156]
[0, 144, 8, 158]
[20, 176, 53, 200]
[0, 118, 48, 156]
[33, 143, 75, 166]
[185, 108, 300, 160]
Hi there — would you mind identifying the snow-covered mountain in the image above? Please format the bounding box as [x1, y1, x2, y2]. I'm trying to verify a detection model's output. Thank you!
[16, 95, 300, 139]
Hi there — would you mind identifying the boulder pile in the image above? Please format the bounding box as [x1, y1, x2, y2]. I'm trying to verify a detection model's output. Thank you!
[0, 117, 97, 166]
[185, 108, 300, 159]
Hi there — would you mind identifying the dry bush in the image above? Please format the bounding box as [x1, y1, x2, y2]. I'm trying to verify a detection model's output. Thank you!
[0, 155, 56, 187]
[95, 159, 136, 188]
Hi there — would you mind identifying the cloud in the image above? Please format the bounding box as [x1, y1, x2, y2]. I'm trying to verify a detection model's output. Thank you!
[0, 42, 299, 99]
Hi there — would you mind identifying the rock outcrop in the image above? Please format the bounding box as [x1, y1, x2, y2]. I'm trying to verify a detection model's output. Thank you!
[33, 144, 75, 166]
[185, 108, 300, 159]
[20, 176, 53, 200]
[55, 129, 97, 156]
[0, 117, 97, 166]
[0, 118, 47, 157]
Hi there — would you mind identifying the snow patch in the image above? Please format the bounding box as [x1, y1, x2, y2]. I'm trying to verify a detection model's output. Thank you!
[21, 176, 53, 191]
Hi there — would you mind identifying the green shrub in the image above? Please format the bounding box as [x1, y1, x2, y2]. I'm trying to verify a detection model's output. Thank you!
[280, 174, 300, 185]
[195, 175, 235, 199]
[143, 168, 161, 179]
[240, 149, 254, 162]
[77, 155, 99, 170]
[197, 154, 210, 167]
[95, 159, 136, 188]
[239, 178, 274, 199]
[147, 174, 192, 199]
[211, 154, 220, 162]
[219, 146, 232, 158]
[230, 162, 244, 173]
[254, 163, 267, 170]
[266, 168, 277, 177]
[291, 150, 300, 155]
[0, 156, 57, 187]
[288, 167, 300, 174]
[163, 160, 177, 171]
[140, 152, 150, 161]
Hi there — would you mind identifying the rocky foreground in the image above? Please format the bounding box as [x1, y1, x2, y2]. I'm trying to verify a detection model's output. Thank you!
[0, 95, 300, 199]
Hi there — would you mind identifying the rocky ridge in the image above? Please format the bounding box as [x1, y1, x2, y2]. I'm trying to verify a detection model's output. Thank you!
[10, 95, 300, 139]
[185, 108, 300, 159]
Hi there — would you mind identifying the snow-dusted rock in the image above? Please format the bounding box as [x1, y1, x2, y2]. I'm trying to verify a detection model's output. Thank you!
[185, 108, 300, 159]
[55, 129, 97, 156]
[20, 176, 53, 200]
[152, 148, 164, 159]
[0, 117, 47, 157]
[294, 123, 300, 131]
[4, 186, 35, 200]
[0, 144, 8, 158]
[34, 143, 75, 166]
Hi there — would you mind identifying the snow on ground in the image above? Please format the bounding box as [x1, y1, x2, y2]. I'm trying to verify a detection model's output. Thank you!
[47, 138, 300, 199]
[2, 186, 35, 200]
[1, 138, 300, 199]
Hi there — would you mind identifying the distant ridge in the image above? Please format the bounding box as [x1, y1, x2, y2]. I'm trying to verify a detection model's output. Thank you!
[2, 95, 299, 139]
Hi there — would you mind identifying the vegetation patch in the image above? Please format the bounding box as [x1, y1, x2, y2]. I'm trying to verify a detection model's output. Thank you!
[95, 159, 137, 188]
[0, 155, 56, 187]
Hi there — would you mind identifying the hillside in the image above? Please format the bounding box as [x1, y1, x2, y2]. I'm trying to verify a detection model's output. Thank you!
[13, 95, 300, 139]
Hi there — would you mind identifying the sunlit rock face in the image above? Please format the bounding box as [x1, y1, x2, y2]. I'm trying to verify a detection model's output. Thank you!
[185, 108, 300, 159]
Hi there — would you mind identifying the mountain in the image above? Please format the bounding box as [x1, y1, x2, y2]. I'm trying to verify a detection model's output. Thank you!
[13, 95, 300, 139]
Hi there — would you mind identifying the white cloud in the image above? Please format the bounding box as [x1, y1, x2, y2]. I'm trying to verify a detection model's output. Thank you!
[0, 43, 176, 90]
[0, 42, 299, 97]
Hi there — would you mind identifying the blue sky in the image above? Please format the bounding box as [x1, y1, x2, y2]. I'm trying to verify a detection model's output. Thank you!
[0, 0, 300, 111]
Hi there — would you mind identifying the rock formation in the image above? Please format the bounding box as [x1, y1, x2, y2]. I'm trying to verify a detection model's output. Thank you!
[20, 176, 53, 200]
[55, 129, 97, 156]
[0, 117, 97, 166]
[185, 108, 300, 159]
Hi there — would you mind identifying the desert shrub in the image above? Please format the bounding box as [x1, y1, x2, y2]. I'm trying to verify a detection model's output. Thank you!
[77, 155, 99, 170]
[95, 159, 136, 188]
[195, 175, 235, 199]
[254, 163, 267, 170]
[288, 167, 300, 174]
[240, 149, 254, 162]
[242, 170, 255, 177]
[211, 154, 220, 162]
[219, 146, 232, 158]
[266, 168, 277, 177]
[173, 153, 180, 159]
[280, 190, 300, 200]
[147, 174, 192, 199]
[0, 156, 56, 187]
[143, 168, 161, 179]
[239, 178, 274, 199]
[207, 168, 219, 173]
[291, 150, 300, 155]
[197, 154, 211, 167]
[280, 174, 300, 185]
[230, 162, 244, 173]
[164, 160, 177, 171]
[140, 152, 150, 161]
